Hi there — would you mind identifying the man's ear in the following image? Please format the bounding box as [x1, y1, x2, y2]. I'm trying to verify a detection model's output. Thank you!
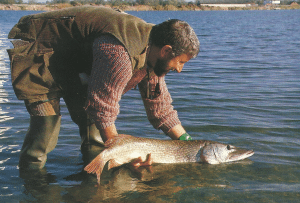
[160, 45, 173, 59]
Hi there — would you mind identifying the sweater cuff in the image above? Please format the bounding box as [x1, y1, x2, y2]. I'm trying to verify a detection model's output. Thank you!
[94, 119, 115, 130]
[159, 116, 181, 134]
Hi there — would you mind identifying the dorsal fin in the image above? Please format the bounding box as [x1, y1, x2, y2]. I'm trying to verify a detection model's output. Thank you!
[104, 134, 133, 148]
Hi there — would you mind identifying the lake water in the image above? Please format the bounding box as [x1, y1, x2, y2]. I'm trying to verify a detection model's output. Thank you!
[1, 9, 300, 202]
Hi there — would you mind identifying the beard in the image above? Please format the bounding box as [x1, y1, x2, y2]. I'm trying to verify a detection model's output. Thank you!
[152, 58, 169, 77]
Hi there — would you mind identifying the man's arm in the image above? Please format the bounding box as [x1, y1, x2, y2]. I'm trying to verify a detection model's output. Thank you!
[99, 124, 118, 143]
[85, 36, 132, 142]
[138, 75, 190, 140]
[167, 124, 186, 140]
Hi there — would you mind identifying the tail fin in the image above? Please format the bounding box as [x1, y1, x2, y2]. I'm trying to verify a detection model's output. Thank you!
[84, 153, 106, 184]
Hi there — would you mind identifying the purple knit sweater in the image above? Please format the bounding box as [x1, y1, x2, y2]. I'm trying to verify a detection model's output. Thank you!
[85, 35, 181, 134]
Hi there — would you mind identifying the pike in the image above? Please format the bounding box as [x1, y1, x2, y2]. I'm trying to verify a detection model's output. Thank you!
[84, 134, 254, 183]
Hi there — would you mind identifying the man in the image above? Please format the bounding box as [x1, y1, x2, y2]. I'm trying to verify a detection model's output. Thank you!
[7, 6, 200, 170]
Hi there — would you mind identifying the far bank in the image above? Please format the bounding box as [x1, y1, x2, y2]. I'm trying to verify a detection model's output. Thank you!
[1, 3, 300, 12]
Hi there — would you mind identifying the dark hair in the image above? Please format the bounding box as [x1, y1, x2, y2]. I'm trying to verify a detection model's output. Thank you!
[149, 19, 200, 58]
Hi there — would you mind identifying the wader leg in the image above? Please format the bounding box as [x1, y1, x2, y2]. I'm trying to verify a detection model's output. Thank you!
[19, 115, 61, 170]
[80, 118, 105, 164]
[80, 118, 104, 149]
[63, 92, 104, 163]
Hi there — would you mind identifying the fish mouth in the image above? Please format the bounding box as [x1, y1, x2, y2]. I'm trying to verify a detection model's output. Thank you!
[228, 149, 254, 162]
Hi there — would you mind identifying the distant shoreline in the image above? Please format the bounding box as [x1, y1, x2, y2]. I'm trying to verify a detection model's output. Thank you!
[0, 3, 299, 12]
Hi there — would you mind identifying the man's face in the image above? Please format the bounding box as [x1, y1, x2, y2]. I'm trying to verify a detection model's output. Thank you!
[151, 54, 192, 77]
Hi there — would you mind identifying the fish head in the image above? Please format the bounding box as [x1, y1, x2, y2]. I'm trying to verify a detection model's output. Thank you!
[201, 142, 254, 164]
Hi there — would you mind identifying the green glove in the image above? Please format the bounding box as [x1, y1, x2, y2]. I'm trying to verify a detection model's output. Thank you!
[179, 133, 193, 141]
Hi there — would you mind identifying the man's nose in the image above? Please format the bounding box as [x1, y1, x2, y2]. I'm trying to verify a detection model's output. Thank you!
[175, 65, 183, 73]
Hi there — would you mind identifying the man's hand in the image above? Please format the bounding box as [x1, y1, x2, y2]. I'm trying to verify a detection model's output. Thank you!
[100, 124, 118, 142]
[130, 154, 153, 168]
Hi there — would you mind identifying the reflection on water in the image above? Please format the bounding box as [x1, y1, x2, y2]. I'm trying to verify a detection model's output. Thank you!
[0, 35, 14, 124]
[19, 168, 60, 202]
[17, 160, 300, 202]
[18, 162, 254, 202]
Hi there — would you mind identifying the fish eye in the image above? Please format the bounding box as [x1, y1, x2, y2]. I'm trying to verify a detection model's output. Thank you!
[227, 145, 231, 150]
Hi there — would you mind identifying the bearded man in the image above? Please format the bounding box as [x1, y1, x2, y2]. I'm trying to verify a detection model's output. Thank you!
[7, 6, 200, 169]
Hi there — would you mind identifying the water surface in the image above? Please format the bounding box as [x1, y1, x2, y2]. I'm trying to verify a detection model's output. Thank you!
[0, 9, 299, 202]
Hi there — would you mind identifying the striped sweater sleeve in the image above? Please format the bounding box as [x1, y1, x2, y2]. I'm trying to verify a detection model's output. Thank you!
[138, 75, 181, 134]
[84, 35, 132, 130]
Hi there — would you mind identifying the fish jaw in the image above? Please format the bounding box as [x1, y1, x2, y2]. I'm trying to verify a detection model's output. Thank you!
[226, 149, 254, 163]
[201, 143, 254, 164]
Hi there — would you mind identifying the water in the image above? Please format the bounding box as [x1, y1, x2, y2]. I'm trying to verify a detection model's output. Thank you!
[1, 9, 300, 202]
